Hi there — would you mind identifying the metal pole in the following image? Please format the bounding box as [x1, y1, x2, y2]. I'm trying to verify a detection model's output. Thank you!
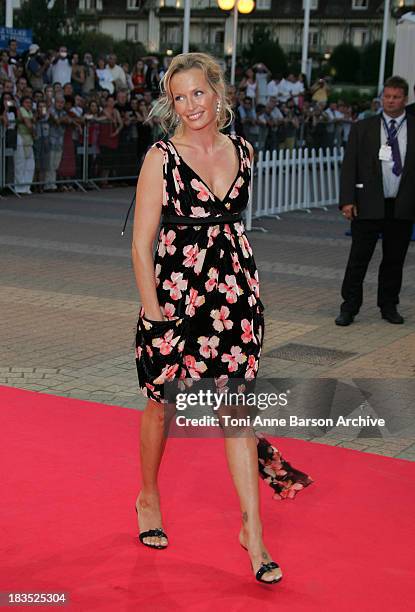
[231, 4, 238, 86]
[301, 0, 311, 75]
[5, 0, 13, 28]
[183, 0, 191, 53]
[378, 0, 391, 94]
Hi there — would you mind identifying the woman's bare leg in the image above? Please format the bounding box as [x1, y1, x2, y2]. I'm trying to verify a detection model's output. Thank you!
[223, 427, 282, 582]
[136, 398, 175, 547]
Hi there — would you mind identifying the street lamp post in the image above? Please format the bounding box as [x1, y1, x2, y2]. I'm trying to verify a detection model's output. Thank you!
[183, 0, 191, 53]
[5, 0, 13, 28]
[301, 0, 311, 75]
[378, 0, 391, 94]
[218, 0, 255, 86]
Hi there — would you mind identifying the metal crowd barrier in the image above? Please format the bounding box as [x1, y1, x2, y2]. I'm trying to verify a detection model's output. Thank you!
[245, 147, 344, 231]
[0, 120, 149, 196]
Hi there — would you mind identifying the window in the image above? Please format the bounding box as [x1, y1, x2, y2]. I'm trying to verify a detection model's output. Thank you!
[257, 0, 272, 9]
[303, 0, 318, 9]
[165, 25, 181, 44]
[126, 23, 140, 42]
[351, 28, 369, 46]
[308, 28, 320, 47]
[352, 0, 369, 9]
[127, 0, 141, 9]
[79, 0, 103, 9]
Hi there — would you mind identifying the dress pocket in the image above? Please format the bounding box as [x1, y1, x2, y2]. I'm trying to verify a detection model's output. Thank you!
[136, 307, 187, 388]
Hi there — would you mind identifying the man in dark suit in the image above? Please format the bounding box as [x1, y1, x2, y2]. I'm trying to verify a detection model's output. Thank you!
[336, 75, 415, 326]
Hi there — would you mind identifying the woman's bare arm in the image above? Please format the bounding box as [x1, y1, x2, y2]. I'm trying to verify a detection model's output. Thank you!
[131, 146, 165, 321]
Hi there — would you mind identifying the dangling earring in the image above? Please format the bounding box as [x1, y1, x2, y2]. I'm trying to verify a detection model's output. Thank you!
[216, 100, 221, 114]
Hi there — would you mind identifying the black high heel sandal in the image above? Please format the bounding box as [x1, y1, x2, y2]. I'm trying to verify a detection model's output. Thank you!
[135, 505, 168, 550]
[240, 541, 283, 584]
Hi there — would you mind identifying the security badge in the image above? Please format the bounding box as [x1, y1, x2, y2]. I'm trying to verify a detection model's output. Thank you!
[378, 144, 393, 162]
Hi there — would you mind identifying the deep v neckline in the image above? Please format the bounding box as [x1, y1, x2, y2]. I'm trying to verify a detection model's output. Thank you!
[167, 135, 241, 203]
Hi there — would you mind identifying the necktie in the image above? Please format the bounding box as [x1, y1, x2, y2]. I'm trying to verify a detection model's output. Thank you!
[388, 119, 403, 177]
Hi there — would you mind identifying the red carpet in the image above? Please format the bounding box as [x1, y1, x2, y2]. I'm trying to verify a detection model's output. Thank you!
[0, 385, 414, 612]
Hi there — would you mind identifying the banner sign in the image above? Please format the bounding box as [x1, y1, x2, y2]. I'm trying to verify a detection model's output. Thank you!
[0, 27, 33, 52]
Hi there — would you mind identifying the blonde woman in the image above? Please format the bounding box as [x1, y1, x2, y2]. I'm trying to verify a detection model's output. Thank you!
[131, 52, 312, 584]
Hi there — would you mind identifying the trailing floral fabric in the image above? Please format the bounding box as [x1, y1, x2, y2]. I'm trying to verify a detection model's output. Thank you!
[135, 134, 313, 499]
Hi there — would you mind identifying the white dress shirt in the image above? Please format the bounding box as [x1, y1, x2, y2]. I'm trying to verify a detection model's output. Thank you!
[381, 111, 407, 198]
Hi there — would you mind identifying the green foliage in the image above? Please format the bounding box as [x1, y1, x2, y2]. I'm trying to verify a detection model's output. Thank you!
[329, 43, 361, 83]
[360, 41, 395, 85]
[242, 25, 287, 76]
[329, 87, 377, 106]
[15, 0, 76, 49]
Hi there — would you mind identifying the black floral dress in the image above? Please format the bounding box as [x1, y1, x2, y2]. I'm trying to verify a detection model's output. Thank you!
[135, 134, 313, 499]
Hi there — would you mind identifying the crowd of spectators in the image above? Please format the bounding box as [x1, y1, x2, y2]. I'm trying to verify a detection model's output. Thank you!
[225, 64, 382, 156]
[0, 42, 382, 193]
[0, 40, 170, 193]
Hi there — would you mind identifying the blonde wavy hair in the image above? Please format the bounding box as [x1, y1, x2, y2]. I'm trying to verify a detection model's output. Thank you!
[147, 52, 234, 136]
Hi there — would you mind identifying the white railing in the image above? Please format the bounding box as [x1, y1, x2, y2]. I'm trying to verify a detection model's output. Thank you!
[245, 147, 344, 231]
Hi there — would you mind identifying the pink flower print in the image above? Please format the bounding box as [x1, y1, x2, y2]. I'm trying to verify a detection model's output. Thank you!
[229, 176, 244, 199]
[173, 166, 184, 193]
[185, 288, 205, 317]
[159, 229, 176, 257]
[248, 294, 257, 308]
[210, 305, 233, 332]
[135, 345, 142, 359]
[173, 198, 184, 216]
[207, 225, 220, 247]
[231, 251, 241, 274]
[198, 335, 220, 359]
[163, 272, 188, 300]
[183, 354, 208, 378]
[190, 206, 210, 217]
[145, 344, 153, 358]
[190, 178, 214, 202]
[239, 234, 253, 258]
[241, 319, 253, 344]
[205, 267, 219, 292]
[218, 274, 242, 304]
[183, 244, 206, 274]
[162, 178, 169, 208]
[249, 270, 260, 297]
[155, 263, 161, 287]
[215, 375, 229, 393]
[153, 363, 180, 385]
[223, 224, 236, 247]
[152, 328, 180, 355]
[162, 302, 176, 318]
[245, 354, 258, 380]
[222, 345, 247, 372]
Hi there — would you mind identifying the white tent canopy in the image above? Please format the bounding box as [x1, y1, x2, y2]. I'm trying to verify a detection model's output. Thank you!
[393, 12, 415, 103]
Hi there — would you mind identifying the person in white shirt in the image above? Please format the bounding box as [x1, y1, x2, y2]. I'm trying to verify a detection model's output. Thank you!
[266, 74, 281, 102]
[106, 54, 127, 92]
[279, 74, 296, 104]
[51, 47, 72, 87]
[290, 75, 305, 107]
[96, 57, 114, 94]
[323, 101, 344, 147]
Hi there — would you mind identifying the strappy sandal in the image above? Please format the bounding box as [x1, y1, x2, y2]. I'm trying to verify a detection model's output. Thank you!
[135, 505, 168, 549]
[254, 561, 282, 584]
[240, 541, 282, 584]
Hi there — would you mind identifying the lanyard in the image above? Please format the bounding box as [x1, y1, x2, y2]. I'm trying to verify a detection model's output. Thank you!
[382, 115, 406, 143]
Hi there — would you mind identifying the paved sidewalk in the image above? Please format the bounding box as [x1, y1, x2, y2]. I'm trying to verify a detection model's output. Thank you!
[0, 188, 414, 460]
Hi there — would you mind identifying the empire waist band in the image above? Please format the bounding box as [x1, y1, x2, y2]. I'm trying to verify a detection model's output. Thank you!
[161, 213, 243, 226]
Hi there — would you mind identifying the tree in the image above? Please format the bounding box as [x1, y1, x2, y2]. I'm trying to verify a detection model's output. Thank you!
[242, 25, 287, 76]
[16, 0, 78, 49]
[329, 43, 361, 83]
[360, 41, 395, 85]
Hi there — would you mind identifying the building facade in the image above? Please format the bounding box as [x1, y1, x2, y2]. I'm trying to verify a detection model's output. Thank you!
[14, 1, 411, 56]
